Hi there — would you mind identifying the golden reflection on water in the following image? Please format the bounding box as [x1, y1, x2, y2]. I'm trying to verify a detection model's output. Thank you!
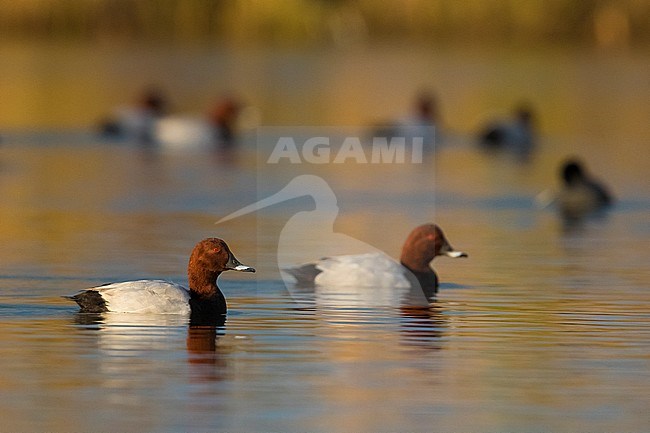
[1, 268, 649, 432]
[0, 43, 649, 432]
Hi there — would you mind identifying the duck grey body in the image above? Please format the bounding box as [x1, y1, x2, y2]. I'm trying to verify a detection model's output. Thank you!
[67, 238, 255, 321]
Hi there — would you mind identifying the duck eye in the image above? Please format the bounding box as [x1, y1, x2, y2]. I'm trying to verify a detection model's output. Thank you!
[212, 248, 220, 253]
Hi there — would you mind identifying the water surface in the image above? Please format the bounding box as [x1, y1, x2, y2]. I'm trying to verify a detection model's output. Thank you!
[0, 45, 649, 432]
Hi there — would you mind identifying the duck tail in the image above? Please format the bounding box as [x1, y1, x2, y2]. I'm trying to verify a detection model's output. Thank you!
[282, 263, 321, 286]
[64, 290, 108, 313]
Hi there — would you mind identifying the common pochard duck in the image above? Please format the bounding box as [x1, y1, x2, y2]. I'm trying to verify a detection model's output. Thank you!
[67, 238, 255, 322]
[557, 159, 613, 220]
[479, 103, 535, 156]
[283, 224, 467, 297]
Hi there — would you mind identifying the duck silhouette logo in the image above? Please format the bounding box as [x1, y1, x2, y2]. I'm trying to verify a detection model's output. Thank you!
[216, 174, 467, 307]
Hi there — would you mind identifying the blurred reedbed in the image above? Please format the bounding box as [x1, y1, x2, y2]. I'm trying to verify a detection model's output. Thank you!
[0, 0, 648, 49]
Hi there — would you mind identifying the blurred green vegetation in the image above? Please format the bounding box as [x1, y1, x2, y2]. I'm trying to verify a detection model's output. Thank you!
[0, 0, 647, 48]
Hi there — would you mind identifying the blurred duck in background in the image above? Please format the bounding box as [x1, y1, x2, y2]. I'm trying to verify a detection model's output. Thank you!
[100, 90, 244, 152]
[209, 97, 241, 150]
[537, 158, 614, 223]
[400, 90, 439, 148]
[154, 96, 242, 152]
[479, 102, 535, 158]
[372, 89, 440, 151]
[558, 159, 613, 219]
[100, 87, 168, 144]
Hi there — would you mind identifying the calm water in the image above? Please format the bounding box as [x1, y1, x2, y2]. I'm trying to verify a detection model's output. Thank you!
[1, 45, 650, 432]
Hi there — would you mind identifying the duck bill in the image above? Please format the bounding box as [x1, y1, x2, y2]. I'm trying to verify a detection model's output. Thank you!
[445, 250, 468, 258]
[226, 253, 256, 273]
[440, 243, 468, 258]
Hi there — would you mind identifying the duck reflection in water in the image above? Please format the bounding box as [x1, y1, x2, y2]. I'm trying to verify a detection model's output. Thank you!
[186, 324, 231, 382]
[399, 304, 447, 352]
[72, 312, 228, 381]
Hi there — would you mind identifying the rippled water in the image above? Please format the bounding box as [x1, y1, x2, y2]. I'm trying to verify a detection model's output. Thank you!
[1, 43, 650, 432]
[0, 130, 648, 432]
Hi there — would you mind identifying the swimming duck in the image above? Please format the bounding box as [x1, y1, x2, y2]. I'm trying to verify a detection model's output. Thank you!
[479, 103, 535, 156]
[283, 224, 467, 297]
[372, 89, 439, 150]
[155, 97, 242, 151]
[67, 238, 255, 322]
[557, 159, 613, 220]
[100, 87, 168, 143]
